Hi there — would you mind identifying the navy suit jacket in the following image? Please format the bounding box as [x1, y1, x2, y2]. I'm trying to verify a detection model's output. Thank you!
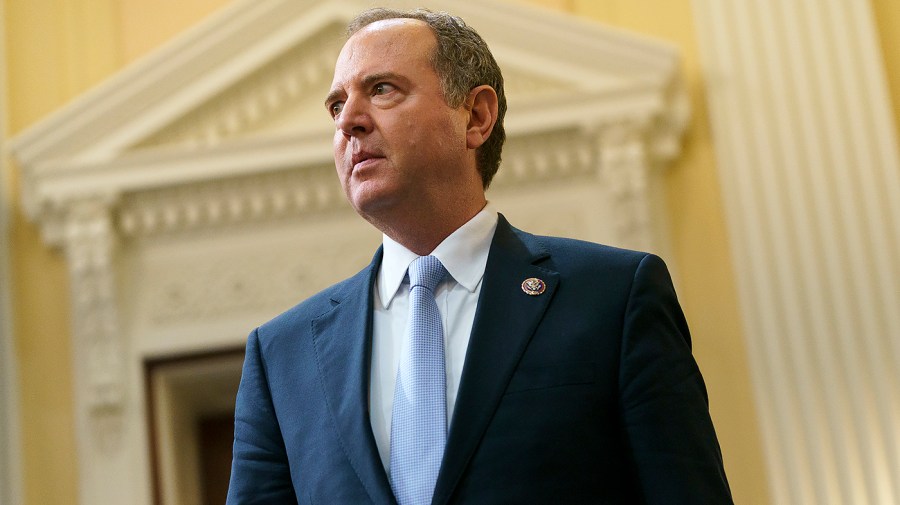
[227, 216, 733, 504]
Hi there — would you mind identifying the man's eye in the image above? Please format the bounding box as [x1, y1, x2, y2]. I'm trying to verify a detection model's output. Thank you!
[331, 102, 344, 117]
[373, 83, 394, 95]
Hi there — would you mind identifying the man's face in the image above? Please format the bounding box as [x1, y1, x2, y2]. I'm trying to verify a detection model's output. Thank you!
[326, 20, 471, 221]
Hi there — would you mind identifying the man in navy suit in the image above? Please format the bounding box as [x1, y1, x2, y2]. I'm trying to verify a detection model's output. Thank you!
[227, 7, 733, 504]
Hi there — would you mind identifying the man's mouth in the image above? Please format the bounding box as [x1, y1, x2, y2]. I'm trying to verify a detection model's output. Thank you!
[351, 150, 384, 170]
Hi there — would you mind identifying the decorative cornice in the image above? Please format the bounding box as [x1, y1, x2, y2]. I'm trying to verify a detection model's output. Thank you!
[502, 65, 577, 99]
[117, 162, 342, 238]
[22, 97, 685, 248]
[114, 120, 681, 241]
[22, 132, 333, 245]
[492, 128, 596, 189]
[115, 128, 598, 239]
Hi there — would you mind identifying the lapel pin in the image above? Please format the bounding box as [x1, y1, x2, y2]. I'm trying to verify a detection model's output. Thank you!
[521, 277, 546, 296]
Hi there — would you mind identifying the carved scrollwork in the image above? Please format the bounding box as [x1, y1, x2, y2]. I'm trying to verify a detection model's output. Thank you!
[63, 197, 125, 442]
[146, 235, 376, 325]
[598, 122, 654, 251]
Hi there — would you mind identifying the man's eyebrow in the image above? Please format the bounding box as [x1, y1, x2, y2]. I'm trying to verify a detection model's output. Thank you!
[324, 88, 344, 108]
[360, 72, 402, 88]
[324, 72, 406, 107]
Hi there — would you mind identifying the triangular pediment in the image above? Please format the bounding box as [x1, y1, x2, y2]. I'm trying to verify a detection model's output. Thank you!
[132, 44, 582, 152]
[11, 0, 687, 238]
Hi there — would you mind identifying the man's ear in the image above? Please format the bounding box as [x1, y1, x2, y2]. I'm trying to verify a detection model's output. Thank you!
[464, 85, 499, 149]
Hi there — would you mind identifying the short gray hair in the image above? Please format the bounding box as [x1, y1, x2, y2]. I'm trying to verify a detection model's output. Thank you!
[347, 8, 507, 189]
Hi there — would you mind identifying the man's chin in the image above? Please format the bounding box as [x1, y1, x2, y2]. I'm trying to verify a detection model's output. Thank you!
[349, 188, 400, 221]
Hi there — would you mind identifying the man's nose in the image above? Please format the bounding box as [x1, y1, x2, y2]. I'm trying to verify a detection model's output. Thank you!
[336, 96, 373, 139]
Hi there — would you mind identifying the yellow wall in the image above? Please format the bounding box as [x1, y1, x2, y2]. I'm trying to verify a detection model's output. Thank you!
[4, 1, 228, 504]
[6, 2, 117, 503]
[871, 0, 900, 137]
[13, 1, 900, 504]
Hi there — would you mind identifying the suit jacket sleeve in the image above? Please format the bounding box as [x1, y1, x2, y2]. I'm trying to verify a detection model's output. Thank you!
[227, 328, 298, 504]
[619, 254, 733, 504]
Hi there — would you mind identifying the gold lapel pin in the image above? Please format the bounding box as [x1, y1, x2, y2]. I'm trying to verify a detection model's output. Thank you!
[521, 277, 546, 296]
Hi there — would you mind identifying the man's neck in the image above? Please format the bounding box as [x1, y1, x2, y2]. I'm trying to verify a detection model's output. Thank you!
[372, 198, 487, 256]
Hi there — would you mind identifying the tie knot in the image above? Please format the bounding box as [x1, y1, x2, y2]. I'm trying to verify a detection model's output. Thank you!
[408, 255, 447, 293]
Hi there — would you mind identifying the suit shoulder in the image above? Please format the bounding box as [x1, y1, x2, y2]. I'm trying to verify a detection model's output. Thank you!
[522, 229, 656, 272]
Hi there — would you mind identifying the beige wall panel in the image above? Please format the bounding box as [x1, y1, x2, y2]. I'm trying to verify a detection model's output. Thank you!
[118, 0, 229, 62]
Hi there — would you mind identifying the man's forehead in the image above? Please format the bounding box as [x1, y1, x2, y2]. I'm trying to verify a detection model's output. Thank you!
[332, 19, 434, 79]
[326, 18, 437, 102]
[357, 17, 430, 34]
[342, 18, 434, 56]
[348, 18, 432, 41]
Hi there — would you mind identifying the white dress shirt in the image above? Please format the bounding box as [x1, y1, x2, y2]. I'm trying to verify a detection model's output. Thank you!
[369, 203, 499, 474]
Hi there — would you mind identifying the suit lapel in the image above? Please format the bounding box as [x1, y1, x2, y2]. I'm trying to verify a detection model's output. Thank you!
[311, 248, 396, 505]
[433, 216, 559, 504]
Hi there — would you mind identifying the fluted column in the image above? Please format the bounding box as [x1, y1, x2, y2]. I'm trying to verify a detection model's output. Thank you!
[691, 1, 900, 504]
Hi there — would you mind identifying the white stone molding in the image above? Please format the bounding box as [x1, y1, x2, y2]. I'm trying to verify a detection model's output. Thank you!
[134, 30, 342, 151]
[599, 121, 655, 252]
[116, 158, 341, 239]
[64, 197, 125, 426]
[8, 1, 692, 503]
[692, 1, 900, 504]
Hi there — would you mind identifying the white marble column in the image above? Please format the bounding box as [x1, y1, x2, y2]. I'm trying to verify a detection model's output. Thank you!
[691, 0, 900, 503]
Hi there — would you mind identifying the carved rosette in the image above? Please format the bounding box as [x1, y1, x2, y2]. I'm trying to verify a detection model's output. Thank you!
[63, 198, 125, 434]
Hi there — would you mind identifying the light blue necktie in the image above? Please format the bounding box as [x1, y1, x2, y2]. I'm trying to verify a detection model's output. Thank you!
[390, 255, 448, 505]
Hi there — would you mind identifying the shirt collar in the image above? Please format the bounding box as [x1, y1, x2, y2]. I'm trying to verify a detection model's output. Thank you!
[377, 202, 499, 308]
